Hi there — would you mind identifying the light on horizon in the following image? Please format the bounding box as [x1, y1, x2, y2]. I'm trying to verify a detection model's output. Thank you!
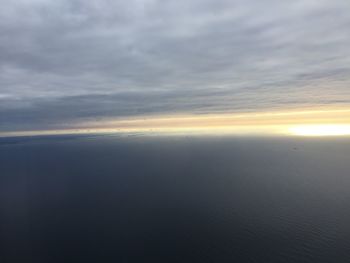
[288, 125, 350, 136]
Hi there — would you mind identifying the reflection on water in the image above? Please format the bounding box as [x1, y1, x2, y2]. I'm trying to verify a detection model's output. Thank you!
[1, 135, 350, 262]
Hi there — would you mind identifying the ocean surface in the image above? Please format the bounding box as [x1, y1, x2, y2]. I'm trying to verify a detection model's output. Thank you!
[1, 134, 350, 262]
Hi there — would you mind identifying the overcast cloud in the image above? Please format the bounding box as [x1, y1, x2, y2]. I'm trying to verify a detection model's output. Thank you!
[1, 0, 350, 131]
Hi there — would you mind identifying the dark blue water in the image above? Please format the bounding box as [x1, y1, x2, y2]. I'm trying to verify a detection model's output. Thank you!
[1, 135, 350, 262]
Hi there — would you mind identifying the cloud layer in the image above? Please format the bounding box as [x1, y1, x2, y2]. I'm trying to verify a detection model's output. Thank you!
[1, 0, 350, 131]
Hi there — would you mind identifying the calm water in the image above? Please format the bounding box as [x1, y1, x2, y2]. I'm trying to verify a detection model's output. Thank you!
[1, 135, 350, 262]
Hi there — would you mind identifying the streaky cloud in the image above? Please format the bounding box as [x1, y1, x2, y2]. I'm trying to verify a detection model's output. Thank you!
[0, 0, 350, 131]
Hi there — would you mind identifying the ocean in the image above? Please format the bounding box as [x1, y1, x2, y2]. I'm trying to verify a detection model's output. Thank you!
[1, 134, 350, 262]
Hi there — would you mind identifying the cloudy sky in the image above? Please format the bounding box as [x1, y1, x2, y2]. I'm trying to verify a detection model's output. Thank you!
[1, 0, 350, 133]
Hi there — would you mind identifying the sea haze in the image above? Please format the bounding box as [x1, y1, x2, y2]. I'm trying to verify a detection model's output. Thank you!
[1, 135, 350, 262]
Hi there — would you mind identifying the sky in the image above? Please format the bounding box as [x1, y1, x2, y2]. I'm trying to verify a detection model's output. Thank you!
[1, 0, 350, 135]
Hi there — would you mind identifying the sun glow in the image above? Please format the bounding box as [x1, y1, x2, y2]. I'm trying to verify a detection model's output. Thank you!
[288, 125, 350, 136]
[2, 108, 350, 138]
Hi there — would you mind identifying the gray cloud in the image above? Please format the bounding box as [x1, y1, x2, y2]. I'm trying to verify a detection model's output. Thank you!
[1, 0, 350, 131]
